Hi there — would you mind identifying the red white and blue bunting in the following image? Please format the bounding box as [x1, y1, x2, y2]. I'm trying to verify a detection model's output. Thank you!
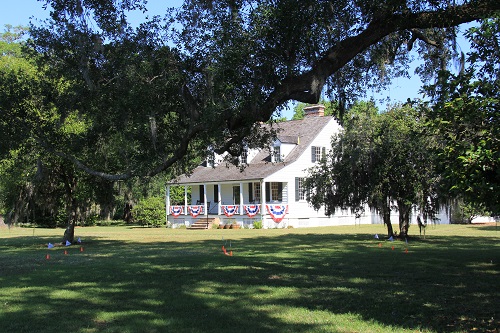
[188, 205, 204, 218]
[222, 205, 239, 217]
[244, 205, 260, 218]
[266, 204, 288, 223]
[170, 206, 184, 217]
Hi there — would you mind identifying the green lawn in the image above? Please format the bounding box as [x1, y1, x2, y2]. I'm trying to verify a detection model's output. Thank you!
[0, 224, 498, 333]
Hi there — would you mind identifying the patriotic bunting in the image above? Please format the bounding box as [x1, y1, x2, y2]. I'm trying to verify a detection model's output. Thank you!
[170, 205, 184, 217]
[244, 205, 260, 218]
[188, 205, 204, 218]
[222, 205, 239, 217]
[266, 204, 288, 223]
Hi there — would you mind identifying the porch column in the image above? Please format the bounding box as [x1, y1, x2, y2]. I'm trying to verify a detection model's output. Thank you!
[203, 184, 207, 215]
[239, 182, 244, 215]
[217, 183, 221, 215]
[165, 185, 170, 221]
[261, 180, 266, 220]
[184, 186, 188, 215]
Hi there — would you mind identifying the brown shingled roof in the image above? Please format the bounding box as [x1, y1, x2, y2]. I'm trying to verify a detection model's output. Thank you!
[169, 115, 334, 185]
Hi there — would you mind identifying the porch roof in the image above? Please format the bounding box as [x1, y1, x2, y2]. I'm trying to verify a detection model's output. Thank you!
[169, 115, 334, 185]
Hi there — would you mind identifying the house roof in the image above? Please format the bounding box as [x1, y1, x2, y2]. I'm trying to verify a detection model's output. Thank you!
[169, 115, 334, 185]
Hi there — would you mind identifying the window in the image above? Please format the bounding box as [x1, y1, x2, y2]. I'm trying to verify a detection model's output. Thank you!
[273, 146, 282, 162]
[311, 146, 326, 162]
[253, 182, 261, 203]
[295, 177, 306, 201]
[207, 153, 215, 167]
[249, 182, 261, 203]
[240, 147, 248, 165]
[266, 182, 283, 202]
[233, 186, 241, 205]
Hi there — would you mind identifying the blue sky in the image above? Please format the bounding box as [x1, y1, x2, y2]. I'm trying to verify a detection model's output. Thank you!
[2, 0, 463, 118]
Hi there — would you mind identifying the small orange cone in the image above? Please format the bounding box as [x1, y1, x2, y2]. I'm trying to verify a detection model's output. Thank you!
[45, 254, 50, 260]
[64, 250, 68, 255]
[80, 247, 84, 252]
[378, 243, 382, 248]
[230, 251, 233, 256]
[405, 248, 408, 254]
[391, 245, 395, 250]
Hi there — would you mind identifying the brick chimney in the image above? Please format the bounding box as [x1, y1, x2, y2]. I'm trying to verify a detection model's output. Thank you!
[303, 104, 325, 117]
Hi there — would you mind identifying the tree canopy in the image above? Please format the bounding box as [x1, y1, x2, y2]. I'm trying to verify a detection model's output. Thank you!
[305, 104, 442, 237]
[422, 15, 500, 215]
[4, 0, 496, 181]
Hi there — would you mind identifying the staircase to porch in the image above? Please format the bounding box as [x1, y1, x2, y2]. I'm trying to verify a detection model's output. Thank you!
[187, 217, 218, 230]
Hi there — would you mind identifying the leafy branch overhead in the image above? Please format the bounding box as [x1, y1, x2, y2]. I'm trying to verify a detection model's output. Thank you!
[6, 0, 500, 180]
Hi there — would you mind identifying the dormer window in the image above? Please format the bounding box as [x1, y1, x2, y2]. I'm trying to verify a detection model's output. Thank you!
[207, 153, 215, 167]
[272, 145, 282, 162]
[206, 146, 216, 167]
[240, 147, 248, 165]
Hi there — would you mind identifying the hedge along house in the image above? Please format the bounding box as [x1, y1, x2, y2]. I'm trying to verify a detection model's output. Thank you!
[165, 105, 375, 229]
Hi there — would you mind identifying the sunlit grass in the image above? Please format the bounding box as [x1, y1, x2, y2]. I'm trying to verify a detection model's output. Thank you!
[0, 223, 498, 332]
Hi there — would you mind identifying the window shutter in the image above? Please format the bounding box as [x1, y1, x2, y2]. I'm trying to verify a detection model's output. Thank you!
[295, 178, 299, 201]
[199, 185, 204, 203]
[265, 182, 270, 202]
[248, 183, 254, 202]
[213, 185, 218, 203]
[322, 147, 326, 160]
[278, 183, 283, 201]
[311, 146, 316, 162]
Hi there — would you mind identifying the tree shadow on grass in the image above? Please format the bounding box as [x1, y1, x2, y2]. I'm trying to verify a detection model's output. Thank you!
[0, 232, 498, 333]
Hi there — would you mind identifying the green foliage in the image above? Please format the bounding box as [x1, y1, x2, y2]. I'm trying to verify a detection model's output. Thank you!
[423, 16, 500, 215]
[305, 104, 442, 236]
[133, 196, 165, 227]
[448, 198, 490, 224]
[14, 0, 498, 181]
[252, 220, 263, 229]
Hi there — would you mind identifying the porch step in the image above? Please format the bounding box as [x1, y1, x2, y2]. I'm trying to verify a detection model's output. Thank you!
[187, 218, 217, 230]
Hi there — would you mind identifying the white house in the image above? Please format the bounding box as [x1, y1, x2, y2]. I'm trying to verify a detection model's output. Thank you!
[166, 105, 374, 229]
[165, 105, 450, 229]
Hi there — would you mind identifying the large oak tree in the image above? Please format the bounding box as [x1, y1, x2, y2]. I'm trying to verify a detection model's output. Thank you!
[5, 0, 500, 181]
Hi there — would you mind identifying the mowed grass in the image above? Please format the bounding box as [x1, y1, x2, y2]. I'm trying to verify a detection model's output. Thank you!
[0, 223, 498, 333]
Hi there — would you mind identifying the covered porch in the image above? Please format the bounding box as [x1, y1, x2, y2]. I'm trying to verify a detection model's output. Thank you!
[165, 180, 289, 228]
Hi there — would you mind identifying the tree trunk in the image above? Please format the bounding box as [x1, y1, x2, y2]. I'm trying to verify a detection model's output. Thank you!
[100, 204, 113, 221]
[397, 201, 411, 238]
[61, 171, 78, 244]
[382, 205, 394, 237]
[123, 202, 133, 223]
[62, 219, 75, 244]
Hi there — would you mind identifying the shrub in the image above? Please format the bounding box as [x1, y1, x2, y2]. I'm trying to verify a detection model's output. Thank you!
[133, 196, 165, 227]
[82, 214, 99, 227]
[253, 220, 263, 229]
